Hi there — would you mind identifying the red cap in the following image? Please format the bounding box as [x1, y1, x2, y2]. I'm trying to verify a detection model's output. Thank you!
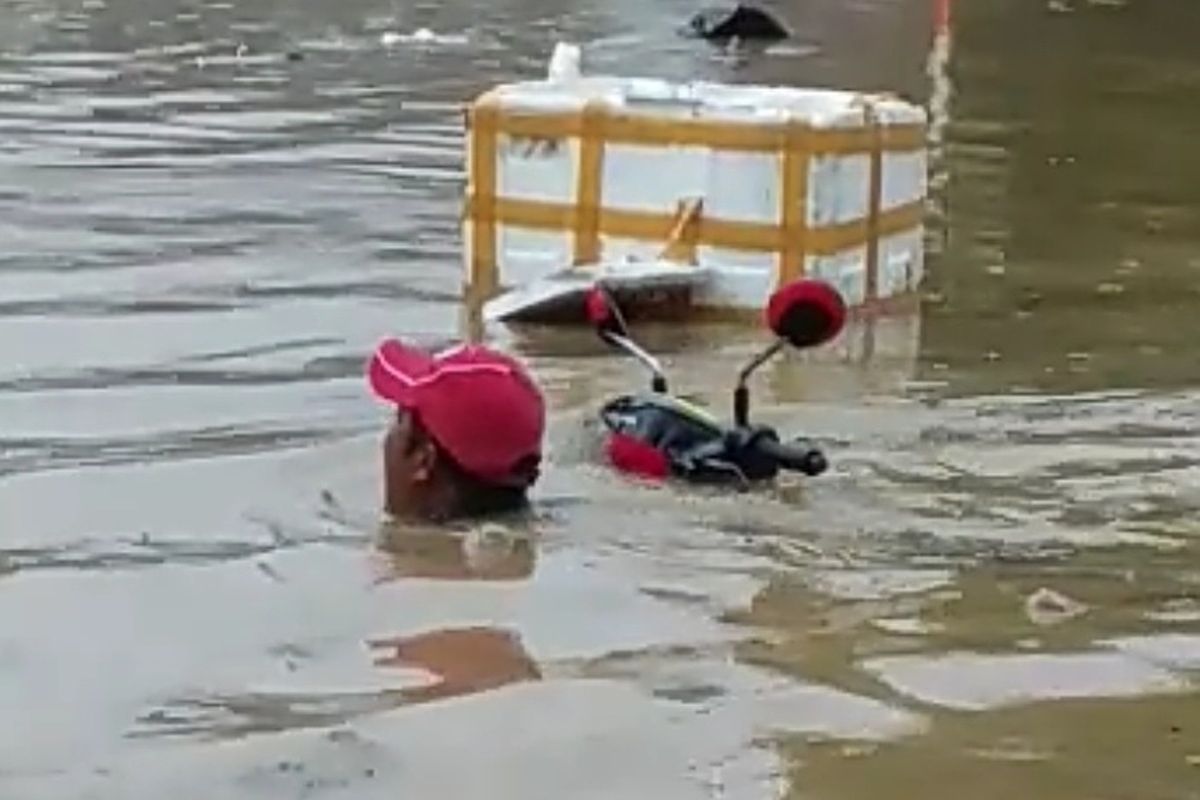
[367, 339, 545, 488]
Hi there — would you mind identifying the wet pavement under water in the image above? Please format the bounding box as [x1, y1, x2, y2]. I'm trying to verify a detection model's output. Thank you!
[2, 0, 1200, 797]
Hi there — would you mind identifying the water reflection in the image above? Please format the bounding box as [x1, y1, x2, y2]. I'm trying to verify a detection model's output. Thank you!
[368, 521, 543, 705]
[368, 625, 542, 704]
[920, 0, 1200, 395]
[372, 520, 538, 582]
[130, 519, 544, 741]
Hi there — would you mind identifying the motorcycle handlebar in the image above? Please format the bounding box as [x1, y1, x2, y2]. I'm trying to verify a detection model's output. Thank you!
[751, 434, 828, 477]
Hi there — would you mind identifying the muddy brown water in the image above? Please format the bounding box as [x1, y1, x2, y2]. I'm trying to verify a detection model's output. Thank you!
[2, 0, 1200, 797]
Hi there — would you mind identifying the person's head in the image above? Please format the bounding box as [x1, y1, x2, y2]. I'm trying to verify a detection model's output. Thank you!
[367, 338, 545, 522]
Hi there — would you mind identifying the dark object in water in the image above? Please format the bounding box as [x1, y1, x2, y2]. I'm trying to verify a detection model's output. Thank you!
[684, 4, 790, 41]
[584, 278, 844, 487]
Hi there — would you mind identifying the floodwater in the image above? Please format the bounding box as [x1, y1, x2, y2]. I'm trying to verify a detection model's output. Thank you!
[2, 0, 1199, 797]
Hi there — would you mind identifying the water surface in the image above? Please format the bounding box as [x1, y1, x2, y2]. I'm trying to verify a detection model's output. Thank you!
[2, 0, 1199, 797]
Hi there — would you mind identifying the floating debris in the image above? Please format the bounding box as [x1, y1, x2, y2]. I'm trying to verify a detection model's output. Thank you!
[872, 617, 943, 636]
[1145, 598, 1200, 624]
[840, 744, 879, 758]
[256, 561, 285, 583]
[683, 4, 790, 41]
[548, 42, 581, 82]
[1025, 587, 1089, 627]
[380, 28, 468, 47]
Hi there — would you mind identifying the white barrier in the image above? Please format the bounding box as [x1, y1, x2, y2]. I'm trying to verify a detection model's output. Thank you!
[462, 55, 928, 321]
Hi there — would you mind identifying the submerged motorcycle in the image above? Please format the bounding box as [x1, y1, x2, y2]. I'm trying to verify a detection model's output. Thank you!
[585, 278, 846, 487]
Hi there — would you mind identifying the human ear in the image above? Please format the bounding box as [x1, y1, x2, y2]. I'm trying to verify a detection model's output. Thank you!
[412, 439, 438, 483]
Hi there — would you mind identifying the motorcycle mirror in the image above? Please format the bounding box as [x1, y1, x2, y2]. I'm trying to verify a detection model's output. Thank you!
[764, 278, 846, 349]
[584, 284, 668, 393]
[585, 285, 621, 335]
[733, 278, 847, 428]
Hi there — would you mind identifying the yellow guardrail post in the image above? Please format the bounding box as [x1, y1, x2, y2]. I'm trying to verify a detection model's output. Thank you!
[573, 100, 607, 266]
[864, 99, 884, 305]
[778, 119, 812, 288]
[466, 99, 500, 303]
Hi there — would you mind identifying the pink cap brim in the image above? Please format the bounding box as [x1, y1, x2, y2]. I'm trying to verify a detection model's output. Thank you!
[367, 338, 437, 407]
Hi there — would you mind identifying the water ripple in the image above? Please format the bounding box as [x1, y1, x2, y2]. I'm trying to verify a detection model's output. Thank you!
[0, 421, 364, 476]
[4, 0, 1200, 796]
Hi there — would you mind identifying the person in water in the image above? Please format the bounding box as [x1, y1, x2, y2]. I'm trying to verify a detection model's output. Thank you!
[366, 337, 545, 522]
